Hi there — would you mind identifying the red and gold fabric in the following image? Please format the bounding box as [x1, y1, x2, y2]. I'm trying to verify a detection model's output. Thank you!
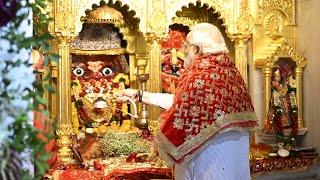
[155, 53, 258, 164]
[34, 103, 57, 166]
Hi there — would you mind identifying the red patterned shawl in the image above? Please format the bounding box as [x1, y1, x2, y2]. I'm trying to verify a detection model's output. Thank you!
[155, 53, 258, 164]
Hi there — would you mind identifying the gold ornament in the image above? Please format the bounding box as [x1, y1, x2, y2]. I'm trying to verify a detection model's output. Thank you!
[56, 124, 73, 165]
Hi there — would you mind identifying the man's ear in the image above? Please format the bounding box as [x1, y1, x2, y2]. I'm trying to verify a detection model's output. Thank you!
[191, 44, 201, 54]
[196, 45, 201, 54]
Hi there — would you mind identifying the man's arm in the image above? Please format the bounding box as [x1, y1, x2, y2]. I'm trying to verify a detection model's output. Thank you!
[116, 89, 174, 110]
[141, 92, 174, 110]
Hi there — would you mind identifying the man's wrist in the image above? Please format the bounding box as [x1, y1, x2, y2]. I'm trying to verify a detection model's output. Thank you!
[138, 90, 143, 102]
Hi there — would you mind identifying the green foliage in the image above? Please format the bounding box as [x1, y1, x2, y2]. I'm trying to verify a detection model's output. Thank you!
[276, 135, 296, 147]
[0, 0, 58, 179]
[75, 100, 84, 109]
[100, 132, 151, 156]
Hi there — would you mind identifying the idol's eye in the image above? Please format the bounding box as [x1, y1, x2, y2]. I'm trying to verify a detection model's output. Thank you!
[101, 67, 113, 76]
[72, 67, 85, 76]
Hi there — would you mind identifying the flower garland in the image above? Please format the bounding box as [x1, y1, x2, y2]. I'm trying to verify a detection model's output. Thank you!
[71, 73, 131, 132]
[0, 0, 58, 179]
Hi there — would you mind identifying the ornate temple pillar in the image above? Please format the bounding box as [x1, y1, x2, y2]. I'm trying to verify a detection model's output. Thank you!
[295, 67, 304, 128]
[234, 0, 254, 86]
[261, 67, 272, 127]
[128, 53, 137, 88]
[232, 35, 250, 85]
[126, 35, 138, 89]
[49, 60, 58, 121]
[143, 0, 167, 121]
[121, 33, 137, 84]
[144, 33, 163, 121]
[56, 35, 74, 165]
[51, 0, 77, 165]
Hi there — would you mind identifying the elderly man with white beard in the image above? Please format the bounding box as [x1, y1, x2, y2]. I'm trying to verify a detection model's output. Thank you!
[116, 23, 258, 180]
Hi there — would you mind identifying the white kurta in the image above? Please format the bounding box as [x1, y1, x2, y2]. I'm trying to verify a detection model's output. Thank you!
[174, 131, 250, 180]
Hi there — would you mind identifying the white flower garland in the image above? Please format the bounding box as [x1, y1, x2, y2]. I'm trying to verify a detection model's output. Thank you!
[0, 6, 35, 150]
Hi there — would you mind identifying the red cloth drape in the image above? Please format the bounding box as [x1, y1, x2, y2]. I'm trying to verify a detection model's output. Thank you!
[156, 53, 258, 164]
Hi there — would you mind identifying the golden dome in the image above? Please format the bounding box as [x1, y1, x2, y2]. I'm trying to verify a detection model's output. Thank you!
[81, 6, 124, 25]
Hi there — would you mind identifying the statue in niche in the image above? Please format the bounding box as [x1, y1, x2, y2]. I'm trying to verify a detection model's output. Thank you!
[264, 63, 298, 137]
[68, 23, 163, 171]
[70, 55, 149, 162]
[161, 26, 189, 93]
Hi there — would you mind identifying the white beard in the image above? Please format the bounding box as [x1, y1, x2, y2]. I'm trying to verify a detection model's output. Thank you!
[184, 51, 196, 67]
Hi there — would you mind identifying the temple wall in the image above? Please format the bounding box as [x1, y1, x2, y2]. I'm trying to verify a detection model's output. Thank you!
[296, 0, 320, 152]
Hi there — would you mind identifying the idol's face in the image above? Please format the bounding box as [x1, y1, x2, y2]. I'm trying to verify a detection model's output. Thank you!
[71, 55, 125, 95]
[72, 60, 116, 81]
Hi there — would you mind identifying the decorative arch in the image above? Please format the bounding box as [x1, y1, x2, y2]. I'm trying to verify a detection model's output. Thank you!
[75, 0, 141, 53]
[265, 41, 306, 68]
[75, 0, 141, 35]
[166, 0, 232, 34]
[167, 1, 235, 60]
[171, 17, 198, 29]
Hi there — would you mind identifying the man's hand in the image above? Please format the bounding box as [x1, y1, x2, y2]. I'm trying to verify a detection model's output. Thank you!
[114, 88, 139, 102]
[122, 88, 139, 97]
[115, 96, 131, 103]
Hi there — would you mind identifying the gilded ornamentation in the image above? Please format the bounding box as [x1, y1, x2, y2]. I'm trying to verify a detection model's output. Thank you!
[172, 17, 200, 29]
[136, 53, 149, 75]
[137, 74, 150, 129]
[144, 33, 163, 121]
[264, 12, 285, 40]
[237, 13, 254, 34]
[75, 2, 137, 52]
[135, 54, 150, 128]
[265, 41, 306, 68]
[257, 0, 295, 25]
[230, 34, 251, 85]
[237, 0, 254, 34]
[75, 0, 143, 32]
[166, 0, 233, 33]
[55, 11, 75, 33]
[56, 124, 73, 165]
[54, 35, 75, 167]
[149, 0, 167, 34]
[125, 35, 136, 54]
[80, 6, 124, 25]
[234, 1, 253, 85]
[55, 35, 74, 123]
[70, 48, 126, 55]
[54, 0, 75, 33]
